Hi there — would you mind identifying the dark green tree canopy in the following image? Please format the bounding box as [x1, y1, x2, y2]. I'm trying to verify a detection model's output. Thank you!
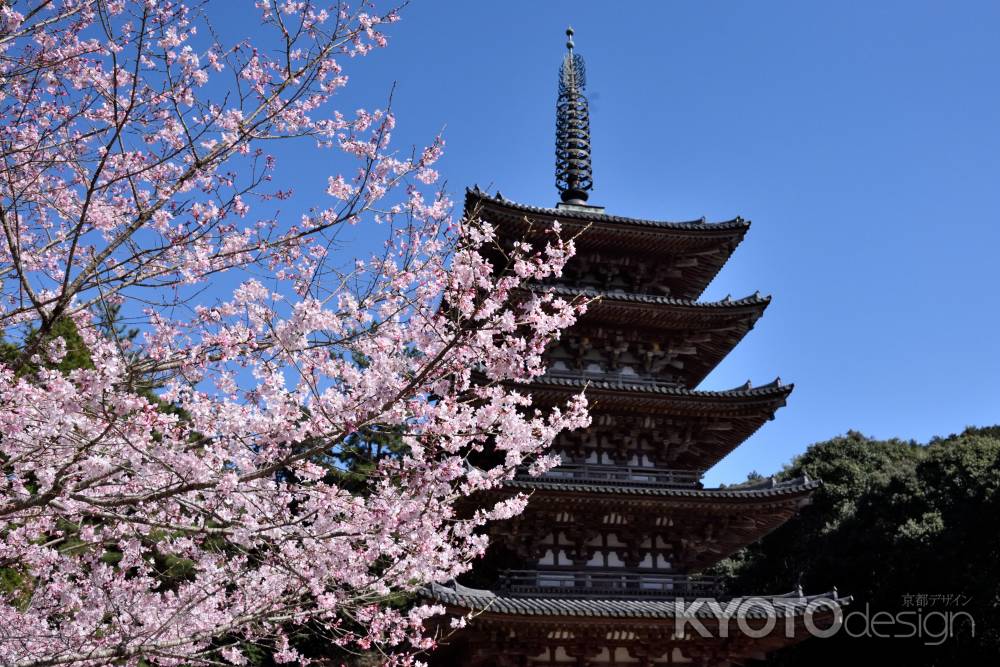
[720, 428, 999, 666]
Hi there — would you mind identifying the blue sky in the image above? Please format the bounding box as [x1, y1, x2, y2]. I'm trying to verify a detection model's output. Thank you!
[238, 1, 1000, 484]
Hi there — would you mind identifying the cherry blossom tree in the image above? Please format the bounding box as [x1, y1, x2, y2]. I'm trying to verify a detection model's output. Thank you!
[0, 2, 588, 665]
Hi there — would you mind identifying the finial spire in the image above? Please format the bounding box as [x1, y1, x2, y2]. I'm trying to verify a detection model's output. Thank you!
[556, 26, 593, 205]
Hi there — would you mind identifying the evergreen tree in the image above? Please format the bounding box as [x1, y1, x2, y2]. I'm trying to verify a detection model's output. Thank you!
[723, 428, 999, 665]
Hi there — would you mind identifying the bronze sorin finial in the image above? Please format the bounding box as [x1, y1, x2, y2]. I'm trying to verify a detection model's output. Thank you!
[556, 27, 593, 205]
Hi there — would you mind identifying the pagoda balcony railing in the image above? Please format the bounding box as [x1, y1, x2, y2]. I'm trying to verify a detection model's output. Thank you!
[497, 569, 725, 600]
[521, 463, 703, 488]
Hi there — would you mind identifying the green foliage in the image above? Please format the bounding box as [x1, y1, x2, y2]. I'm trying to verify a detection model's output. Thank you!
[0, 316, 94, 375]
[331, 424, 411, 493]
[724, 427, 1000, 665]
[317, 350, 415, 493]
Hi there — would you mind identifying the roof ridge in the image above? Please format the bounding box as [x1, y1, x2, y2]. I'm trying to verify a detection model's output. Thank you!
[531, 375, 794, 398]
[465, 187, 749, 230]
[424, 582, 850, 618]
[505, 477, 821, 498]
[536, 285, 771, 308]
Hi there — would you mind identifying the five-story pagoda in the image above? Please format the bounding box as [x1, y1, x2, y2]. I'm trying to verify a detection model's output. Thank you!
[428, 29, 846, 666]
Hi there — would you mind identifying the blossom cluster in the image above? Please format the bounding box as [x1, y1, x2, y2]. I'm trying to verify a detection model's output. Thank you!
[0, 2, 588, 665]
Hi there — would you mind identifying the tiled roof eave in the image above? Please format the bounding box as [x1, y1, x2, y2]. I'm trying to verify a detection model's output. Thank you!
[534, 285, 771, 312]
[425, 582, 851, 620]
[465, 188, 750, 233]
[504, 477, 821, 500]
[527, 376, 793, 401]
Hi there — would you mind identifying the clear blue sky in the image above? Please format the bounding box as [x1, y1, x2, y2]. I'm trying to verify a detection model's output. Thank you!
[241, 1, 1000, 484]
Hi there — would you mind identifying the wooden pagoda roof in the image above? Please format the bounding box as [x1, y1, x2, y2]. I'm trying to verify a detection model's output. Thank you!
[425, 583, 850, 666]
[541, 286, 769, 388]
[543, 286, 770, 314]
[509, 377, 790, 470]
[427, 581, 848, 620]
[526, 376, 792, 416]
[481, 476, 818, 570]
[503, 475, 819, 508]
[466, 188, 748, 299]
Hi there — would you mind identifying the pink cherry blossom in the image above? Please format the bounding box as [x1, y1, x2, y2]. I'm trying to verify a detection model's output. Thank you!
[0, 2, 587, 665]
